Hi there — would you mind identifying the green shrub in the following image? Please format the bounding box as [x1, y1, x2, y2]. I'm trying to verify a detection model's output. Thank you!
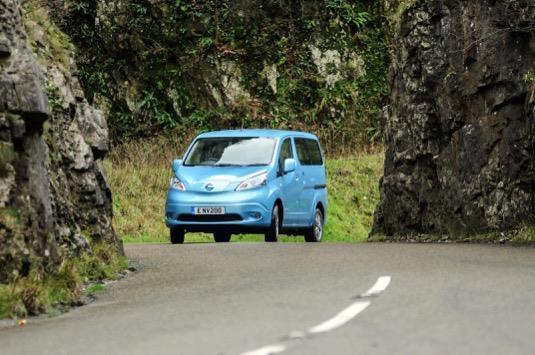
[52, 0, 389, 152]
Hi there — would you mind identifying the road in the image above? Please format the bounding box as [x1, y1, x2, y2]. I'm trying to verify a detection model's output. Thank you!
[1, 243, 535, 355]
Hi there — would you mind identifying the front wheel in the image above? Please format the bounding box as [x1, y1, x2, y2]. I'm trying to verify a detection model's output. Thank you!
[265, 205, 281, 242]
[214, 232, 231, 243]
[170, 228, 185, 244]
[304, 209, 323, 242]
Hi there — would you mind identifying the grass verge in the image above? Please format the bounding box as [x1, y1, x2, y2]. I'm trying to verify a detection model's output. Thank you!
[0, 241, 128, 319]
[369, 225, 535, 244]
[105, 135, 384, 244]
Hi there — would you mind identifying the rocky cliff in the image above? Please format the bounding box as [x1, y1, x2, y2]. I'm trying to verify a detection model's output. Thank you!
[373, 0, 535, 237]
[46, 0, 388, 151]
[0, 0, 121, 283]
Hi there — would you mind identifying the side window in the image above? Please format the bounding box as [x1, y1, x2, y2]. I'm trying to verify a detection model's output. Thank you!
[279, 138, 293, 173]
[295, 138, 323, 166]
[306, 140, 323, 165]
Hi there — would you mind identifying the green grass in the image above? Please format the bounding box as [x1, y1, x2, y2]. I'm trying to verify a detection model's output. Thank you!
[0, 241, 128, 319]
[512, 226, 535, 243]
[106, 137, 384, 244]
[323, 156, 383, 242]
[87, 283, 106, 296]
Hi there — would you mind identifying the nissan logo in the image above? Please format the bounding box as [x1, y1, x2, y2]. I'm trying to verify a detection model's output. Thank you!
[205, 183, 215, 191]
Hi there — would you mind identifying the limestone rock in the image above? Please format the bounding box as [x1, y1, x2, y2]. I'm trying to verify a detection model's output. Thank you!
[214, 60, 251, 106]
[263, 63, 279, 95]
[309, 45, 367, 87]
[373, 0, 535, 237]
[0, 0, 121, 283]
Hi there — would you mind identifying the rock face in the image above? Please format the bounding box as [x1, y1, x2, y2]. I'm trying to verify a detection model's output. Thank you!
[373, 0, 535, 236]
[45, 0, 387, 147]
[0, 0, 121, 282]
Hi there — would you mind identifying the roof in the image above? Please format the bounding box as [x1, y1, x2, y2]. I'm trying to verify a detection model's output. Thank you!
[196, 129, 318, 139]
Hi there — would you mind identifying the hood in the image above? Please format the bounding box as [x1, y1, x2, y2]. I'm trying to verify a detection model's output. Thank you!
[175, 166, 268, 192]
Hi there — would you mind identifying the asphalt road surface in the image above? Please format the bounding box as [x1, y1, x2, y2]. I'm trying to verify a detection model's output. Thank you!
[1, 243, 535, 355]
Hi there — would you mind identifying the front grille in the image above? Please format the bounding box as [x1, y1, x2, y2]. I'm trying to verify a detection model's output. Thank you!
[177, 214, 243, 222]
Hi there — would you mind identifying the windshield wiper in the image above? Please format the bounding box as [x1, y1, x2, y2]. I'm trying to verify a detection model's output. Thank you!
[187, 163, 268, 167]
[214, 163, 268, 167]
[213, 163, 243, 167]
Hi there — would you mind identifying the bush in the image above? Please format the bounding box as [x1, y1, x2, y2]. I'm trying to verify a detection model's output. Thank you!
[53, 0, 389, 152]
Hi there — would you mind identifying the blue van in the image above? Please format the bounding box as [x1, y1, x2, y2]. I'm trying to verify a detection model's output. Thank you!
[165, 129, 327, 243]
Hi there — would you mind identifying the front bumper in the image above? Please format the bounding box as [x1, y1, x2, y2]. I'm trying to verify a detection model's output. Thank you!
[165, 187, 273, 233]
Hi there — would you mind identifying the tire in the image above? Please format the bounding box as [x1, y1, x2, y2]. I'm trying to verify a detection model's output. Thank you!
[170, 228, 185, 244]
[305, 208, 323, 242]
[265, 205, 281, 242]
[214, 232, 231, 243]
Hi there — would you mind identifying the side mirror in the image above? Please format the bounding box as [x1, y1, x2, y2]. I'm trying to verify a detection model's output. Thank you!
[283, 158, 296, 174]
[172, 159, 183, 173]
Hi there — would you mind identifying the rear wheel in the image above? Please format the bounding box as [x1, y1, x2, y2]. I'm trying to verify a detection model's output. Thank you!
[214, 232, 231, 243]
[265, 205, 281, 242]
[304, 209, 323, 242]
[170, 228, 185, 244]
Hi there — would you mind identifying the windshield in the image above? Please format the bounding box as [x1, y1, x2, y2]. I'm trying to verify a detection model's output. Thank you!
[184, 137, 276, 166]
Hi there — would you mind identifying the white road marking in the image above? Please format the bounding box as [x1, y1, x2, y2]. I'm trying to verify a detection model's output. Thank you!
[308, 276, 391, 334]
[238, 276, 391, 355]
[308, 301, 371, 334]
[360, 276, 391, 297]
[239, 344, 287, 355]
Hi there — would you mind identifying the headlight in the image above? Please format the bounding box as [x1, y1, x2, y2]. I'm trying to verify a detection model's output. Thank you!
[236, 172, 268, 191]
[170, 176, 186, 191]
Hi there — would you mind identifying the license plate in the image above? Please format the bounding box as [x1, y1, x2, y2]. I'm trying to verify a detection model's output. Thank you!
[193, 207, 225, 215]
